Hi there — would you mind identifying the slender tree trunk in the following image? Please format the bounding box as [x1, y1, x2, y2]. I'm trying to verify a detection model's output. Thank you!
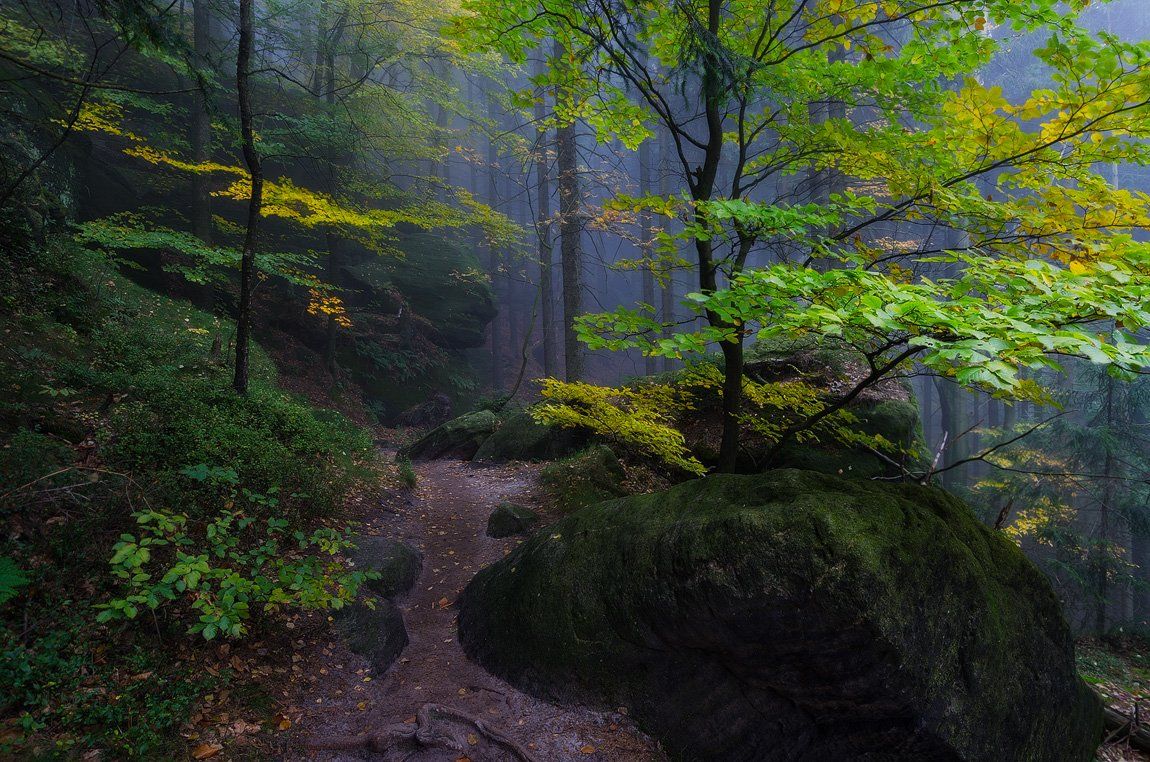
[190, 0, 213, 244]
[1003, 400, 1017, 431]
[639, 127, 656, 375]
[233, 0, 262, 395]
[658, 125, 675, 373]
[436, 60, 452, 201]
[695, 0, 741, 472]
[554, 43, 583, 382]
[534, 58, 556, 378]
[933, 376, 958, 486]
[1097, 376, 1116, 633]
[322, 42, 342, 371]
[486, 92, 504, 391]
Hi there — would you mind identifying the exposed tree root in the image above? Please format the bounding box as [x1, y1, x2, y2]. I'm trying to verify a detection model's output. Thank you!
[304, 702, 538, 761]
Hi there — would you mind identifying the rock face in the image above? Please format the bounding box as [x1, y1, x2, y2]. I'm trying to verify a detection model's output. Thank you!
[486, 502, 540, 538]
[351, 537, 423, 598]
[459, 469, 1101, 761]
[472, 409, 590, 463]
[398, 410, 497, 461]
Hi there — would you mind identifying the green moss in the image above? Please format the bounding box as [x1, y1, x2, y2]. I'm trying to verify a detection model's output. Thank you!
[460, 469, 1101, 761]
[487, 502, 540, 538]
[539, 445, 628, 513]
[473, 408, 590, 463]
[397, 410, 497, 461]
[351, 538, 422, 598]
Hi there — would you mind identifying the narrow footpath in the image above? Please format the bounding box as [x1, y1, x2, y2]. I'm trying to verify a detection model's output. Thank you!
[284, 458, 663, 761]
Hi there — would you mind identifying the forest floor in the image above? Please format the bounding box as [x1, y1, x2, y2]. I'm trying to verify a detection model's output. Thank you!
[271, 456, 664, 762]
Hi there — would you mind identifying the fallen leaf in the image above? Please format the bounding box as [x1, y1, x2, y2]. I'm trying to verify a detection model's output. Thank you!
[580, 744, 597, 754]
[192, 743, 223, 759]
[275, 713, 292, 731]
[467, 732, 479, 746]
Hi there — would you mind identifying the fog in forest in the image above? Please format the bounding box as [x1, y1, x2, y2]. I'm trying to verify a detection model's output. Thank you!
[3, 0, 1150, 758]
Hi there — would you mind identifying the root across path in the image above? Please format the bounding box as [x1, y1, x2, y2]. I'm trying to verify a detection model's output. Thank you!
[284, 459, 663, 761]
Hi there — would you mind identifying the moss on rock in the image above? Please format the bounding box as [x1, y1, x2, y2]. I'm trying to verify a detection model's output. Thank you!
[486, 502, 541, 538]
[538, 445, 628, 514]
[334, 599, 408, 674]
[459, 469, 1101, 761]
[397, 410, 497, 461]
[351, 538, 422, 599]
[472, 408, 590, 464]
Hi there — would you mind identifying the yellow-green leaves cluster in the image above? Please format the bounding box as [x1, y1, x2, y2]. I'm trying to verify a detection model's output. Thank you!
[532, 378, 706, 475]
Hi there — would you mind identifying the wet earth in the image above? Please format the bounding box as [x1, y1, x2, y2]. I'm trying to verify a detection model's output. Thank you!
[280, 458, 664, 762]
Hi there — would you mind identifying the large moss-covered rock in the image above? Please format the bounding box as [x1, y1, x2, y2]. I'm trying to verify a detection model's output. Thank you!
[351, 537, 422, 598]
[398, 410, 497, 461]
[473, 409, 590, 463]
[460, 469, 1101, 761]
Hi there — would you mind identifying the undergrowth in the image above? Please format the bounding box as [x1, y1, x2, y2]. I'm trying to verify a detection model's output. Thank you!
[0, 238, 379, 756]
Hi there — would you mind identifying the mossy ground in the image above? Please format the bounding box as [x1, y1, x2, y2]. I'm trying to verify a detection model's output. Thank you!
[0, 242, 394, 756]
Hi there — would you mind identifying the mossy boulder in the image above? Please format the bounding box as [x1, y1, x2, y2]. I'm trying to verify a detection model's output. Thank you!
[351, 537, 422, 598]
[486, 502, 541, 538]
[539, 445, 628, 513]
[335, 600, 408, 674]
[397, 410, 497, 461]
[473, 409, 590, 463]
[460, 469, 1101, 761]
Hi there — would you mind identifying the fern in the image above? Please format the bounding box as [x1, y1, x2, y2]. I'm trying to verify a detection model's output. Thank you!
[0, 556, 29, 606]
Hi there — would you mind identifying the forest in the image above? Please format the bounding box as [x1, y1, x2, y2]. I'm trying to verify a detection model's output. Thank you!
[2, 0, 1150, 758]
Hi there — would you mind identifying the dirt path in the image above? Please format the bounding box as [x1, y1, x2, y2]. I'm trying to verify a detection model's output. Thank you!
[282, 459, 664, 761]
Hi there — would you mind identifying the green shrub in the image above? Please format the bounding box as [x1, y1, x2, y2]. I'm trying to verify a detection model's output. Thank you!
[396, 457, 417, 487]
[0, 622, 221, 758]
[95, 466, 376, 640]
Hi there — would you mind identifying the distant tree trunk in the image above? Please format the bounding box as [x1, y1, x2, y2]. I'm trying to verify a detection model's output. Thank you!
[486, 92, 504, 391]
[1003, 400, 1018, 431]
[639, 126, 656, 375]
[658, 124, 675, 373]
[1097, 375, 1116, 634]
[233, 0, 262, 395]
[436, 61, 452, 201]
[534, 58, 556, 378]
[933, 376, 959, 486]
[190, 0, 213, 244]
[554, 43, 583, 382]
[323, 41, 342, 372]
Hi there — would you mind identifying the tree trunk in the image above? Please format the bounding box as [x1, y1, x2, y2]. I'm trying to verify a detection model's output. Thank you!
[658, 124, 675, 373]
[323, 40, 342, 371]
[190, 0, 213, 244]
[697, 0, 738, 471]
[534, 58, 556, 378]
[1097, 375, 1116, 634]
[554, 43, 583, 382]
[486, 92, 504, 391]
[639, 126, 656, 375]
[233, 0, 262, 395]
[932, 376, 958, 486]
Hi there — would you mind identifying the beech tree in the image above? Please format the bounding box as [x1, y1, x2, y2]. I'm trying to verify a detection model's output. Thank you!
[456, 0, 1150, 472]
